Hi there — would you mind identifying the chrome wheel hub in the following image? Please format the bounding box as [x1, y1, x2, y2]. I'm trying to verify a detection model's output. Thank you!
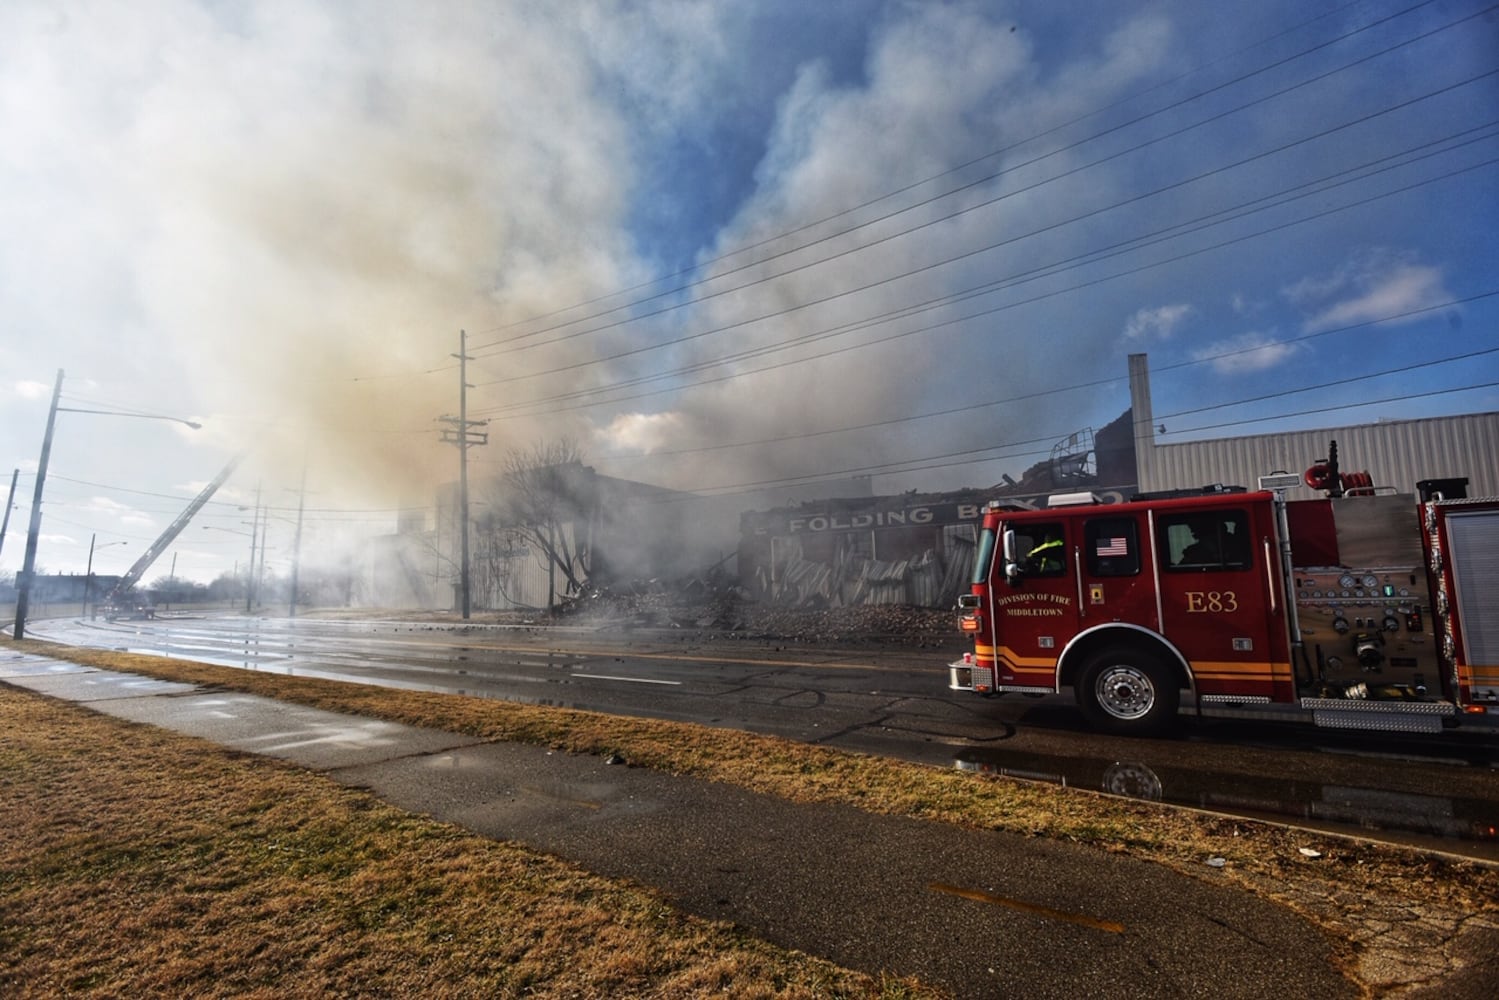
[1096, 665, 1155, 720]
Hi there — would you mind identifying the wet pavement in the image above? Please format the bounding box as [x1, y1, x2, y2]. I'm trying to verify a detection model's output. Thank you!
[2, 649, 1489, 998]
[953, 745, 1499, 862]
[26, 613, 1499, 863]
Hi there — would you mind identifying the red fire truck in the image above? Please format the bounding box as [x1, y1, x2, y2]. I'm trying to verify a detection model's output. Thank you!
[950, 450, 1498, 737]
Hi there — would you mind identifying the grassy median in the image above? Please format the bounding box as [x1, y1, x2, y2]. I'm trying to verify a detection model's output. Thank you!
[5, 637, 1499, 996]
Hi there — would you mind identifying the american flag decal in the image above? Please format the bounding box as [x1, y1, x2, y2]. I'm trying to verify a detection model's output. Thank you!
[1096, 537, 1129, 557]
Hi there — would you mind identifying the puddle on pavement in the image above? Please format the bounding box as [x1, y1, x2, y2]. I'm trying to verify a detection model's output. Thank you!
[954, 747, 1499, 859]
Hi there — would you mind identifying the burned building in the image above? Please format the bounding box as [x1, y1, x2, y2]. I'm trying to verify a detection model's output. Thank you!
[377, 461, 876, 613]
[739, 491, 989, 609]
[738, 411, 1140, 609]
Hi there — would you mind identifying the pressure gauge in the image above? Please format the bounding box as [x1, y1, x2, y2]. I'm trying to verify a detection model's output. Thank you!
[1362, 574, 1378, 589]
[1339, 574, 1356, 589]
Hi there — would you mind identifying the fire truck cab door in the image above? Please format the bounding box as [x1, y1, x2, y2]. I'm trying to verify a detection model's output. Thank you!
[990, 520, 1079, 688]
[1151, 499, 1291, 700]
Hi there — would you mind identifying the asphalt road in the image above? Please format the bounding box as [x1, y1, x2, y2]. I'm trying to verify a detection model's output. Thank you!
[23, 612, 1499, 860]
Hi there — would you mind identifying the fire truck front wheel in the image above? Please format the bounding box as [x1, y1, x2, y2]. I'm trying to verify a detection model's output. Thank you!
[1076, 650, 1180, 737]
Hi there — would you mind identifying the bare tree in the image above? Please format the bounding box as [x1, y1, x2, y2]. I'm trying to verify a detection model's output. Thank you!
[489, 438, 594, 613]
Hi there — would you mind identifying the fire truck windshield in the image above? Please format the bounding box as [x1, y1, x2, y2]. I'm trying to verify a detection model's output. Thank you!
[971, 527, 996, 585]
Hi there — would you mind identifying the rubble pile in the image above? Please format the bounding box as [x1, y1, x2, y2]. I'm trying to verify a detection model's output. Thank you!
[737, 603, 960, 648]
[551, 579, 961, 648]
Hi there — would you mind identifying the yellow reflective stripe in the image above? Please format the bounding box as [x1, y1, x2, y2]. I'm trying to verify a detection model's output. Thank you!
[1191, 660, 1291, 680]
[997, 646, 1057, 669]
[991, 646, 1294, 684]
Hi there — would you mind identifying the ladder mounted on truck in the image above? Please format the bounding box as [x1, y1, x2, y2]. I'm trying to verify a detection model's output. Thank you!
[104, 452, 246, 606]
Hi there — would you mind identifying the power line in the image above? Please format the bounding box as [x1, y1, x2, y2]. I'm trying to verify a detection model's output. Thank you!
[460, 1, 1381, 353]
[41, 474, 425, 520]
[466, 4, 1493, 373]
[647, 377, 1499, 499]
[1167, 380, 1499, 437]
[465, 0, 1461, 358]
[1157, 347, 1499, 421]
[476, 151, 1497, 435]
[567, 300, 1499, 466]
[475, 122, 1499, 421]
[467, 68, 1498, 398]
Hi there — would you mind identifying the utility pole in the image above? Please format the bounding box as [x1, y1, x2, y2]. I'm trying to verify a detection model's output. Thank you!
[84, 533, 97, 620]
[256, 515, 268, 611]
[439, 330, 488, 619]
[287, 466, 307, 619]
[13, 370, 64, 641]
[246, 485, 261, 613]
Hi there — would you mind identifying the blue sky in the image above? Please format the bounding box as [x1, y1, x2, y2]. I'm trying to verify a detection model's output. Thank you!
[2, 0, 1496, 584]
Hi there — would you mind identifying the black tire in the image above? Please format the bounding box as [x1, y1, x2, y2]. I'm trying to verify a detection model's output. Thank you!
[1076, 649, 1180, 737]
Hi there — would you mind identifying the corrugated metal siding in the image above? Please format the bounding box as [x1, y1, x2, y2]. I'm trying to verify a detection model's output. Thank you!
[763, 523, 977, 608]
[1141, 412, 1499, 500]
[484, 522, 581, 611]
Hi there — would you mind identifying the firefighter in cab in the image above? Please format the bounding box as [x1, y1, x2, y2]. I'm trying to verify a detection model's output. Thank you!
[1025, 531, 1064, 574]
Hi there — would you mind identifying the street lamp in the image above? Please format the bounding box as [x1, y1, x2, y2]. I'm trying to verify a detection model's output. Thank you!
[11, 369, 199, 641]
[83, 535, 128, 620]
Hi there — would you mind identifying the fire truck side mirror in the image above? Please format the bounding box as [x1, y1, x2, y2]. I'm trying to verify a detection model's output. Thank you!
[1001, 529, 1021, 583]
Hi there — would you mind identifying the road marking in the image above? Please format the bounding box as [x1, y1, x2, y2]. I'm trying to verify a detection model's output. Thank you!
[440, 640, 914, 674]
[928, 882, 1125, 934]
[571, 672, 683, 686]
[58, 619, 930, 675]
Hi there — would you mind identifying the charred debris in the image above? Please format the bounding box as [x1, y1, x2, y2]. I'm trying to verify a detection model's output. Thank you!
[549, 574, 962, 649]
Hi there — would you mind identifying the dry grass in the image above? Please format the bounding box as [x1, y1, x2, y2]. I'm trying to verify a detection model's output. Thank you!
[7, 637, 1499, 996]
[0, 682, 932, 999]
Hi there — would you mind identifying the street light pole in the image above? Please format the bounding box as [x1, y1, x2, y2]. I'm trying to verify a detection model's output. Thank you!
[12, 370, 64, 641]
[84, 533, 96, 620]
[10, 370, 200, 642]
[84, 535, 128, 620]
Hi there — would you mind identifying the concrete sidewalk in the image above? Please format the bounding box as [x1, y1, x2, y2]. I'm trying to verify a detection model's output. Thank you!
[3, 651, 1360, 998]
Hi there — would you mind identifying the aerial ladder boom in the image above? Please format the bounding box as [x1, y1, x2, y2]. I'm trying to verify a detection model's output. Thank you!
[105, 452, 246, 605]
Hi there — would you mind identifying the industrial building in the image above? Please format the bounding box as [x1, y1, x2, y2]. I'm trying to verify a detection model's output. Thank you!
[389, 352, 1496, 613]
[1127, 353, 1499, 499]
[737, 353, 1498, 609]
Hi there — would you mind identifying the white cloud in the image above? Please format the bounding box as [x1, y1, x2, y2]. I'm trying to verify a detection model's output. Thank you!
[1287, 252, 1451, 333]
[1191, 331, 1300, 375]
[14, 380, 52, 400]
[1123, 303, 1193, 341]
